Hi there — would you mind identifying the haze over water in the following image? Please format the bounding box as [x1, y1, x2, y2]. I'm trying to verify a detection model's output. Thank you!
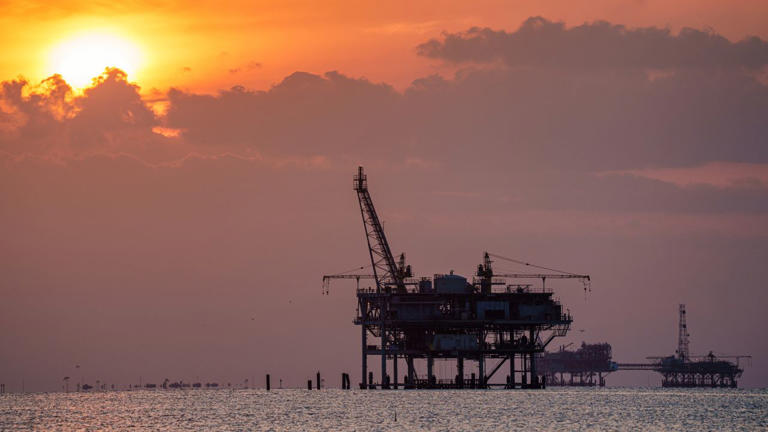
[2, 388, 767, 431]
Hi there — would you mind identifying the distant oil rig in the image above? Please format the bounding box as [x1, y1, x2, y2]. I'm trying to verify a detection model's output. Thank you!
[540, 305, 751, 388]
[616, 304, 750, 388]
[324, 167, 591, 389]
[539, 342, 617, 387]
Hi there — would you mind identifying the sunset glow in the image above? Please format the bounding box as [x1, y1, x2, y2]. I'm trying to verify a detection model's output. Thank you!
[48, 32, 142, 88]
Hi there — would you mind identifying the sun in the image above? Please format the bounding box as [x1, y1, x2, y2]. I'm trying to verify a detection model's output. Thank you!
[49, 32, 142, 89]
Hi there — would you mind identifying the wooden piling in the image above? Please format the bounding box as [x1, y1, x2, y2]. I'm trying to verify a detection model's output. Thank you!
[266, 374, 270, 391]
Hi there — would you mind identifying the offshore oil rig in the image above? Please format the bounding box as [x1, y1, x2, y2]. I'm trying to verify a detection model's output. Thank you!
[539, 342, 617, 387]
[324, 167, 590, 389]
[541, 305, 750, 388]
[618, 304, 750, 388]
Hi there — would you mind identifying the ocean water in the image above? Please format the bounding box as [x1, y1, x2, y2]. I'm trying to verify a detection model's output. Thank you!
[1, 388, 767, 431]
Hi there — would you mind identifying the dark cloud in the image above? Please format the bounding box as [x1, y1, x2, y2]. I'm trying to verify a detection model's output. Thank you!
[69, 69, 157, 149]
[401, 66, 768, 170]
[161, 55, 768, 174]
[165, 71, 401, 157]
[0, 68, 179, 161]
[0, 74, 72, 153]
[3, 65, 767, 218]
[417, 17, 768, 69]
[1, 18, 767, 216]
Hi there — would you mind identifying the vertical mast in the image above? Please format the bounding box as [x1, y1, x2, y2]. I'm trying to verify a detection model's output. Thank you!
[677, 304, 690, 362]
[354, 167, 405, 292]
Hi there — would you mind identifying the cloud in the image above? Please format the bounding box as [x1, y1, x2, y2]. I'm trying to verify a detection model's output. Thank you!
[417, 16, 768, 69]
[2, 66, 767, 217]
[165, 71, 401, 157]
[164, 65, 768, 173]
[602, 162, 768, 189]
[2, 18, 768, 216]
[69, 69, 157, 148]
[0, 68, 182, 162]
[0, 74, 72, 153]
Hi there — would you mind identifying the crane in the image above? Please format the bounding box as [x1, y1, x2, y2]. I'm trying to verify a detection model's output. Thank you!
[477, 252, 591, 292]
[322, 274, 420, 294]
[354, 167, 409, 293]
[322, 274, 375, 294]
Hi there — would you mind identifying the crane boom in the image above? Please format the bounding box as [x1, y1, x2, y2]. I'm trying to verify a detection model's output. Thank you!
[353, 167, 406, 293]
[322, 274, 375, 293]
[494, 274, 591, 280]
[477, 252, 590, 291]
[492, 273, 590, 291]
[322, 273, 419, 294]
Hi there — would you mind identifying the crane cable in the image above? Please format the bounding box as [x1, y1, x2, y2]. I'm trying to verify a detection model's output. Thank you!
[331, 263, 372, 276]
[487, 252, 579, 275]
[488, 252, 591, 297]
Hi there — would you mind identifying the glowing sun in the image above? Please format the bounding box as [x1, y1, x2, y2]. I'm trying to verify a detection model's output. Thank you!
[49, 32, 142, 88]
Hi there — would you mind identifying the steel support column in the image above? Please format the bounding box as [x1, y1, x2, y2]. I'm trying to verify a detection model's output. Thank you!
[393, 354, 398, 389]
[427, 355, 434, 386]
[509, 354, 515, 389]
[407, 356, 415, 389]
[362, 326, 367, 389]
[529, 328, 537, 387]
[381, 329, 387, 389]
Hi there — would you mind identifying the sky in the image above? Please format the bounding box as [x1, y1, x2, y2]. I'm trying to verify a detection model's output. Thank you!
[1, 1, 768, 391]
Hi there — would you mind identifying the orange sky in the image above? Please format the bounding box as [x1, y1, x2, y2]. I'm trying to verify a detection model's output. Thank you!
[3, 0, 768, 93]
[3, 1, 768, 393]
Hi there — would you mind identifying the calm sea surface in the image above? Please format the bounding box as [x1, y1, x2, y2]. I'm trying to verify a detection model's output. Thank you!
[2, 388, 767, 431]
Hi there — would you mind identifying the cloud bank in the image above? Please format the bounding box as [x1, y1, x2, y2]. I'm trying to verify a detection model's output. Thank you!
[417, 16, 768, 69]
[2, 18, 767, 216]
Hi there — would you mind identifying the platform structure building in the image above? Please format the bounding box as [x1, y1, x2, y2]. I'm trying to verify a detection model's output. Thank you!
[327, 167, 590, 389]
[539, 342, 617, 387]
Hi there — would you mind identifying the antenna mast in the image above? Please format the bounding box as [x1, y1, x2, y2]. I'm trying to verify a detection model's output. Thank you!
[677, 304, 690, 362]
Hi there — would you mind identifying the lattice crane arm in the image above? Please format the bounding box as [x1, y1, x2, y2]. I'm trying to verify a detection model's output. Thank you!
[353, 167, 407, 292]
